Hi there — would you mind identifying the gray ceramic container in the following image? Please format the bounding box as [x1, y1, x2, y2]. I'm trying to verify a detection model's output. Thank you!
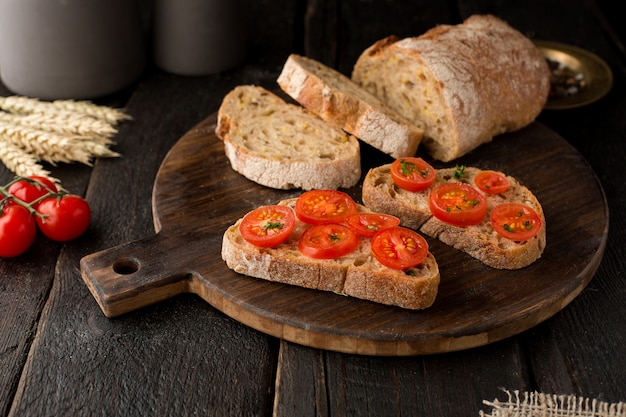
[0, 0, 146, 100]
[152, 0, 247, 76]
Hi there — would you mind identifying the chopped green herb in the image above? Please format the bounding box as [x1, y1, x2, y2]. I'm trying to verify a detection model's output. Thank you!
[454, 165, 466, 179]
[400, 159, 414, 175]
[263, 221, 283, 231]
[400, 159, 429, 178]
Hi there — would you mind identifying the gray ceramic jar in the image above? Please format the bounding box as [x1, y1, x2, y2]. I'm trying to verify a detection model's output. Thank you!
[0, 0, 146, 100]
[152, 0, 247, 76]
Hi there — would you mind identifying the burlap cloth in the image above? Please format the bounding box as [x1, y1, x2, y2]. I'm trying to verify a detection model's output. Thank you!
[480, 389, 626, 417]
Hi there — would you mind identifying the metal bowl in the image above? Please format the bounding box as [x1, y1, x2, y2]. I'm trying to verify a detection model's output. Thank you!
[535, 40, 613, 110]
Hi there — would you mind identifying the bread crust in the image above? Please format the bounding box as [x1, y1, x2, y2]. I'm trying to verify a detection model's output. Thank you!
[352, 14, 551, 162]
[362, 165, 546, 269]
[221, 199, 440, 310]
[277, 54, 423, 158]
[216, 85, 361, 190]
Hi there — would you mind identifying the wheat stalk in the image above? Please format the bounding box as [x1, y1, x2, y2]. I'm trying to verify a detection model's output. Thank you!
[0, 140, 57, 182]
[53, 99, 132, 125]
[0, 111, 117, 138]
[78, 141, 121, 159]
[0, 122, 92, 165]
[0, 122, 120, 165]
[0, 96, 129, 184]
[0, 96, 131, 125]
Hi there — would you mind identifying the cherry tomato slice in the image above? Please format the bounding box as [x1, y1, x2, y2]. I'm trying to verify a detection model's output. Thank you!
[390, 157, 436, 192]
[490, 202, 542, 241]
[295, 190, 357, 225]
[298, 223, 359, 259]
[345, 212, 400, 237]
[371, 226, 429, 270]
[0, 205, 37, 257]
[7, 176, 58, 207]
[240, 205, 296, 247]
[473, 170, 511, 194]
[429, 183, 487, 226]
[36, 195, 91, 242]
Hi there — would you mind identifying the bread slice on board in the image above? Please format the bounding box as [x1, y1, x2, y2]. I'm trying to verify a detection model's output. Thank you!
[277, 54, 423, 159]
[362, 165, 546, 269]
[352, 14, 551, 162]
[215, 85, 361, 190]
[221, 199, 440, 310]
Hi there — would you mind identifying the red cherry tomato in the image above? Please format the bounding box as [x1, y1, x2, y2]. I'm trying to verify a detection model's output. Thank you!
[7, 176, 58, 206]
[240, 205, 296, 247]
[490, 202, 542, 241]
[429, 183, 487, 226]
[0, 205, 37, 257]
[345, 212, 400, 237]
[35, 195, 91, 242]
[390, 157, 436, 192]
[298, 223, 359, 259]
[473, 170, 511, 194]
[371, 226, 428, 270]
[295, 190, 357, 225]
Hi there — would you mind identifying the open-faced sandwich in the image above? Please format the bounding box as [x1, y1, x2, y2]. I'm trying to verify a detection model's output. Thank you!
[362, 158, 546, 269]
[222, 189, 440, 310]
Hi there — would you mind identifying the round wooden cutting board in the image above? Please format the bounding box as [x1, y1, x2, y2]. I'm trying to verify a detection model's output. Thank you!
[80, 113, 608, 356]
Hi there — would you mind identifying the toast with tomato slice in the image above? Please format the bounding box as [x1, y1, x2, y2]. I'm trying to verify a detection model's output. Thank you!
[221, 193, 441, 310]
[362, 162, 546, 269]
[277, 54, 423, 158]
[215, 85, 361, 190]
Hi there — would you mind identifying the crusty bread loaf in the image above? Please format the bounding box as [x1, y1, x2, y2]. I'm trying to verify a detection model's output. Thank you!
[362, 165, 546, 269]
[277, 54, 423, 158]
[215, 85, 361, 190]
[221, 198, 440, 310]
[352, 14, 551, 162]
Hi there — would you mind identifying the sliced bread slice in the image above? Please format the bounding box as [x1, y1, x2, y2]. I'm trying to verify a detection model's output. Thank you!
[215, 85, 361, 190]
[362, 165, 546, 269]
[277, 54, 423, 158]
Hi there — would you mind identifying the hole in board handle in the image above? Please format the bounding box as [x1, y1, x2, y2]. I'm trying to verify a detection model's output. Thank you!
[113, 257, 140, 275]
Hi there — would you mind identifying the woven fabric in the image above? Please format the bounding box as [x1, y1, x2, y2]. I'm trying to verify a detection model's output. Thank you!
[480, 390, 626, 417]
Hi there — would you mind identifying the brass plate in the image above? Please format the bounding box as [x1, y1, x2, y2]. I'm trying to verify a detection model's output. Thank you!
[535, 40, 613, 110]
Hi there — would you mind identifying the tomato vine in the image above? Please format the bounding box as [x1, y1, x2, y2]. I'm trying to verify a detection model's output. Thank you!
[0, 176, 91, 257]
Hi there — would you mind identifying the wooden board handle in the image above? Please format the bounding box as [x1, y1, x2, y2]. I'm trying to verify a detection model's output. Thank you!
[80, 233, 191, 318]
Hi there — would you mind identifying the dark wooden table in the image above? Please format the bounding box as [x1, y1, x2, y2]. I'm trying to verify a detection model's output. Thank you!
[1, 1, 625, 416]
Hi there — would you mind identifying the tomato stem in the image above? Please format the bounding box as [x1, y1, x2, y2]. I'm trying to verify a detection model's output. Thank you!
[1, 176, 65, 219]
